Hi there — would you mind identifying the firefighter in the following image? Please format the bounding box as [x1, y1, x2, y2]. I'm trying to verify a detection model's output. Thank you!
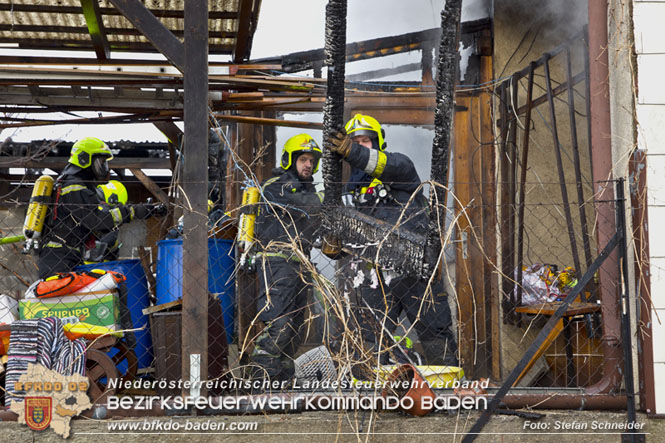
[249, 133, 324, 383]
[83, 180, 129, 263]
[37, 137, 161, 279]
[328, 113, 458, 366]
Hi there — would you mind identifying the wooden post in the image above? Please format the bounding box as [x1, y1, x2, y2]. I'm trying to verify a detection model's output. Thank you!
[454, 95, 476, 377]
[235, 111, 261, 362]
[181, 0, 208, 396]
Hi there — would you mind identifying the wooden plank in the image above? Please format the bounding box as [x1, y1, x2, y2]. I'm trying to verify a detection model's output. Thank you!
[214, 113, 323, 130]
[129, 168, 169, 204]
[479, 52, 500, 381]
[107, 0, 185, 72]
[469, 95, 488, 379]
[260, 21, 490, 71]
[515, 302, 601, 316]
[0, 23, 234, 39]
[180, 0, 209, 393]
[513, 320, 564, 385]
[232, 0, 254, 63]
[79, 0, 111, 60]
[345, 63, 421, 82]
[454, 96, 476, 378]
[0, 3, 236, 19]
[152, 120, 182, 172]
[0, 156, 170, 169]
[3, 39, 229, 55]
[0, 55, 277, 68]
[142, 299, 182, 316]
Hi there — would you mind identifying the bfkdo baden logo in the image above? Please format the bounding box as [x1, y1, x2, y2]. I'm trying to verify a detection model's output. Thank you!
[25, 397, 52, 431]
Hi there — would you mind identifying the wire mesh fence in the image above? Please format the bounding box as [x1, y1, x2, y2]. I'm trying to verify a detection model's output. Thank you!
[0, 171, 627, 405]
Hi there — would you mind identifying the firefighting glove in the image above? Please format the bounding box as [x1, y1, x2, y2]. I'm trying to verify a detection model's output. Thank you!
[132, 204, 152, 220]
[321, 235, 345, 260]
[329, 130, 352, 158]
[133, 203, 168, 219]
[152, 203, 168, 217]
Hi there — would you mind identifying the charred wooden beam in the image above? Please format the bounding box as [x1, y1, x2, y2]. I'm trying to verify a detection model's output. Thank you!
[129, 168, 169, 204]
[427, 0, 462, 270]
[80, 0, 110, 60]
[0, 55, 277, 68]
[152, 120, 183, 144]
[152, 120, 182, 172]
[2, 38, 232, 54]
[0, 23, 234, 39]
[214, 113, 324, 130]
[180, 0, 209, 392]
[254, 18, 491, 73]
[335, 208, 428, 276]
[0, 157, 170, 169]
[321, 0, 347, 237]
[345, 62, 421, 82]
[0, 3, 236, 19]
[106, 0, 184, 71]
[232, 0, 254, 63]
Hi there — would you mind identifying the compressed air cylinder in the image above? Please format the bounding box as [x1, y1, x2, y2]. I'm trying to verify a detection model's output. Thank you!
[23, 175, 54, 241]
[237, 187, 260, 253]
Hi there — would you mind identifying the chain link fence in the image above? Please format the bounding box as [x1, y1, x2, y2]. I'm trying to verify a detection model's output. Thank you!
[0, 170, 628, 404]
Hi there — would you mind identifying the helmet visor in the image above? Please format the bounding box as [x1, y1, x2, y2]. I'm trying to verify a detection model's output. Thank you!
[91, 156, 110, 181]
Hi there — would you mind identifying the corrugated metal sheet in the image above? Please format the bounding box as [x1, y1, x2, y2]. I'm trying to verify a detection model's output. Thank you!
[0, 0, 254, 55]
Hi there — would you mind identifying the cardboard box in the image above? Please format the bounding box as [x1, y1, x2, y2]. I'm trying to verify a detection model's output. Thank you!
[19, 290, 119, 330]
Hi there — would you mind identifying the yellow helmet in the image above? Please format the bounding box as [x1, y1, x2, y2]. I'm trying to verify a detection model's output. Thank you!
[69, 137, 113, 180]
[69, 137, 113, 168]
[281, 134, 322, 173]
[344, 113, 386, 151]
[97, 180, 128, 205]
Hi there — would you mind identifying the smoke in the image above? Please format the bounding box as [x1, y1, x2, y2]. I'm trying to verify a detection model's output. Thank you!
[501, 0, 588, 41]
[461, 0, 492, 22]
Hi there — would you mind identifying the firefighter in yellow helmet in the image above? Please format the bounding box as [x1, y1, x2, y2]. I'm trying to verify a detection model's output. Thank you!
[81, 180, 129, 263]
[37, 138, 164, 278]
[328, 114, 458, 366]
[249, 133, 324, 384]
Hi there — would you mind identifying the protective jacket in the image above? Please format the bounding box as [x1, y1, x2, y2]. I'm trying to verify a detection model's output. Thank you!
[343, 143, 428, 233]
[255, 168, 323, 257]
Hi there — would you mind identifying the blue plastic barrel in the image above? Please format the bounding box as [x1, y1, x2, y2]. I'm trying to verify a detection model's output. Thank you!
[155, 239, 235, 340]
[76, 259, 153, 370]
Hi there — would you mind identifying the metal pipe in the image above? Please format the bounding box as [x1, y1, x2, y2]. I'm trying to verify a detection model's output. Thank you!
[543, 54, 581, 273]
[566, 47, 593, 273]
[502, 394, 626, 410]
[515, 63, 535, 312]
[498, 83, 515, 325]
[616, 179, 642, 442]
[585, 0, 622, 396]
